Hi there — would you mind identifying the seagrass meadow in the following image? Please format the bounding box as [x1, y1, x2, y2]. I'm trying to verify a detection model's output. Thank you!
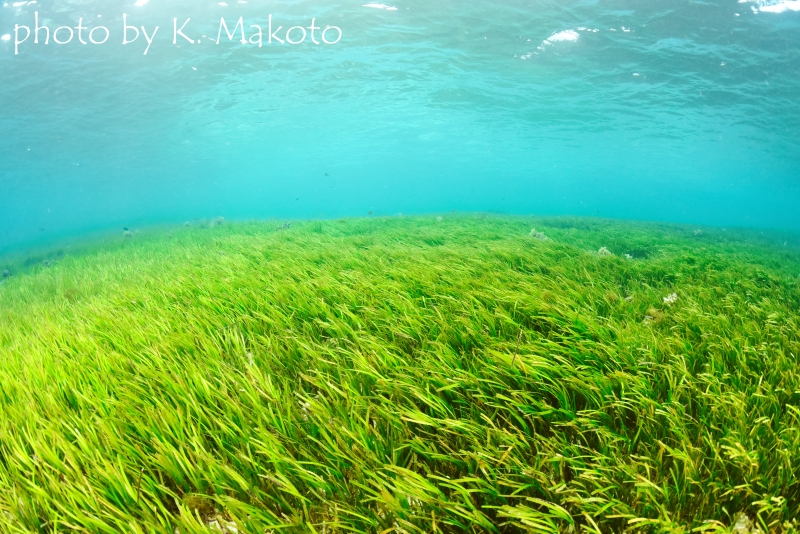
[0, 215, 799, 534]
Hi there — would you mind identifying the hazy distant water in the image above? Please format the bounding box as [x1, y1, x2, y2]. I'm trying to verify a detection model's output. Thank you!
[0, 0, 798, 253]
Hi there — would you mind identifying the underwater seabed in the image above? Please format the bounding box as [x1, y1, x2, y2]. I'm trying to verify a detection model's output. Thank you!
[0, 214, 799, 533]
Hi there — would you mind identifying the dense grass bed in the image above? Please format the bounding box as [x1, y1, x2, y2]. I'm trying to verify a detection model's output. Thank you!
[0, 215, 799, 534]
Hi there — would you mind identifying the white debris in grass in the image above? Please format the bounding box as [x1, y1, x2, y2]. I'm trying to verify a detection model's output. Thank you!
[207, 517, 238, 533]
[529, 228, 549, 241]
[732, 513, 764, 534]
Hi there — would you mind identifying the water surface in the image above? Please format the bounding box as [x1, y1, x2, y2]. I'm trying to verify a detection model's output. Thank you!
[1, 0, 798, 253]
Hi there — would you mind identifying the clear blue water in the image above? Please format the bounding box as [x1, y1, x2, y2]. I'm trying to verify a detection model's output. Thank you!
[1, 0, 798, 253]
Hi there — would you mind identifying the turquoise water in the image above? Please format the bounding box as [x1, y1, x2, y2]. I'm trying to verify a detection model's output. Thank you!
[0, 0, 798, 253]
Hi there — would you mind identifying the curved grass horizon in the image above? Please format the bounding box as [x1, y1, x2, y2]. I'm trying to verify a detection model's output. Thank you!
[0, 214, 799, 533]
